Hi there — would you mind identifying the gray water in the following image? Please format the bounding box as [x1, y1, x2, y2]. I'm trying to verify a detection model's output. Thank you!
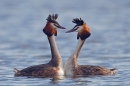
[0, 0, 130, 85]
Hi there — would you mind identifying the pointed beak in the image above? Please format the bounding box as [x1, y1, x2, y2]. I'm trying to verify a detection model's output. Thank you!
[66, 29, 76, 33]
[54, 23, 66, 29]
[57, 25, 66, 29]
[66, 26, 79, 33]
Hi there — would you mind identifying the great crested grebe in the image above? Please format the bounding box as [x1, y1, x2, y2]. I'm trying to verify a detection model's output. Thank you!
[14, 14, 66, 77]
[64, 18, 116, 76]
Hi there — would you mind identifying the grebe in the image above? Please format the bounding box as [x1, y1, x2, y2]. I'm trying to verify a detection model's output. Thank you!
[14, 14, 66, 77]
[64, 18, 116, 76]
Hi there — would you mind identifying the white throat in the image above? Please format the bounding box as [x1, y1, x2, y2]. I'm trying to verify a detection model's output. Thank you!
[64, 38, 85, 75]
[48, 36, 60, 57]
[48, 35, 64, 75]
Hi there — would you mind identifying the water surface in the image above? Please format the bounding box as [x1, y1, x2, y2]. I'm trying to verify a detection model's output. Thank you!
[0, 0, 130, 85]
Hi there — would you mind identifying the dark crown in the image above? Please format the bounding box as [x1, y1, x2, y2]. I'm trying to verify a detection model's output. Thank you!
[72, 18, 84, 26]
[46, 14, 58, 22]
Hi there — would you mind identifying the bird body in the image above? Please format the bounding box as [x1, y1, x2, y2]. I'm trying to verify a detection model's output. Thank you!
[64, 18, 116, 76]
[14, 14, 65, 77]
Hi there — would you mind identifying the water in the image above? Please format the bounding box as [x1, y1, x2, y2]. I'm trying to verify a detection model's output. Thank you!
[0, 0, 130, 85]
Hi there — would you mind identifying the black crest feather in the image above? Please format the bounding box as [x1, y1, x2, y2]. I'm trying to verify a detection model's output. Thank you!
[72, 18, 84, 26]
[46, 14, 58, 22]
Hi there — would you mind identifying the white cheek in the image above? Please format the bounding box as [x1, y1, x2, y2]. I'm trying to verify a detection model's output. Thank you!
[76, 26, 83, 32]
[51, 23, 57, 28]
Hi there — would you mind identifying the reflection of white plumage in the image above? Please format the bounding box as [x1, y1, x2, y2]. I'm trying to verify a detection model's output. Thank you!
[14, 14, 65, 77]
[64, 18, 116, 76]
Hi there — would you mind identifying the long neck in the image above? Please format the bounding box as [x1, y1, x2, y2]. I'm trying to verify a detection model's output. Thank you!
[70, 38, 85, 64]
[47, 35, 62, 67]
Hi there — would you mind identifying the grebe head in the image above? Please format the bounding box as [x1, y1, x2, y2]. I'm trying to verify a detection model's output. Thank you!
[43, 14, 66, 36]
[66, 18, 91, 40]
